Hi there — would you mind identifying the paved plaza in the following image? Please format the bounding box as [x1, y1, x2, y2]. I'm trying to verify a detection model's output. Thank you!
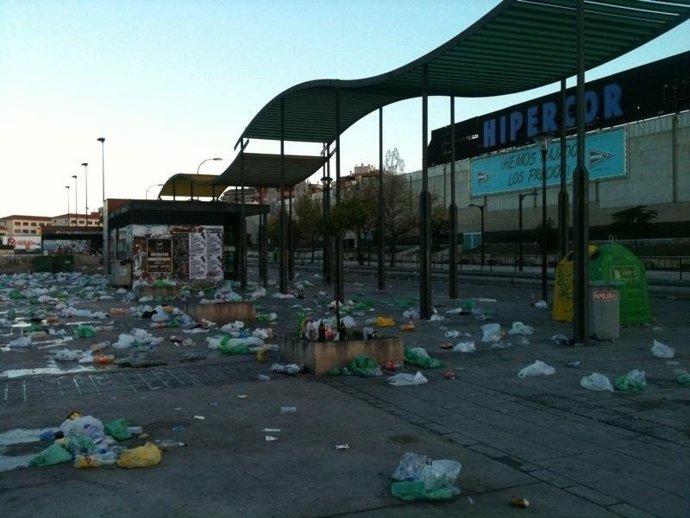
[1, 265, 689, 517]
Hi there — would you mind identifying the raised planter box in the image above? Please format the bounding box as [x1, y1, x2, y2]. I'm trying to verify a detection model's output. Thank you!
[135, 286, 181, 299]
[184, 301, 256, 324]
[280, 336, 404, 375]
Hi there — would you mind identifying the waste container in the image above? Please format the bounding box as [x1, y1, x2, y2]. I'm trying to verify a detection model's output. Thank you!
[110, 259, 132, 287]
[590, 244, 651, 325]
[552, 245, 598, 322]
[590, 282, 620, 340]
[52, 255, 74, 272]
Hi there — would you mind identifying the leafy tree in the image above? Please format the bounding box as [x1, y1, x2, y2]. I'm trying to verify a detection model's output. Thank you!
[293, 192, 323, 262]
[608, 205, 658, 239]
[381, 171, 417, 266]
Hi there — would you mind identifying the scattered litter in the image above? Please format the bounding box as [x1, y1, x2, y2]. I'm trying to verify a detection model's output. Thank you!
[116, 442, 161, 468]
[390, 452, 462, 501]
[508, 322, 534, 335]
[388, 371, 428, 386]
[258, 374, 271, 381]
[510, 496, 530, 508]
[172, 425, 186, 432]
[480, 323, 503, 343]
[335, 444, 350, 450]
[565, 360, 581, 368]
[280, 406, 297, 413]
[452, 341, 475, 353]
[400, 322, 415, 331]
[551, 334, 570, 346]
[154, 439, 187, 450]
[271, 363, 302, 375]
[615, 369, 646, 392]
[675, 370, 690, 385]
[265, 435, 278, 442]
[651, 339, 675, 359]
[518, 360, 555, 378]
[262, 428, 281, 433]
[444, 371, 456, 380]
[444, 330, 460, 339]
[193, 415, 205, 420]
[404, 347, 442, 368]
[580, 372, 614, 391]
[534, 300, 548, 309]
[237, 395, 248, 399]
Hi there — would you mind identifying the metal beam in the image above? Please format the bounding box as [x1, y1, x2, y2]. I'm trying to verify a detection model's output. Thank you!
[377, 107, 385, 291]
[420, 64, 432, 318]
[573, 0, 590, 344]
[449, 96, 458, 299]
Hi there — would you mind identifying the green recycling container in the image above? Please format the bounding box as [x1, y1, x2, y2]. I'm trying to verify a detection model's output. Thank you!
[589, 243, 651, 325]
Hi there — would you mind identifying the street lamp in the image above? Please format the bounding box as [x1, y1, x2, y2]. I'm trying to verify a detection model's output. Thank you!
[146, 183, 164, 199]
[468, 203, 484, 270]
[65, 186, 70, 226]
[518, 190, 538, 271]
[71, 175, 78, 227]
[97, 137, 107, 274]
[533, 132, 554, 303]
[81, 162, 88, 222]
[196, 157, 223, 174]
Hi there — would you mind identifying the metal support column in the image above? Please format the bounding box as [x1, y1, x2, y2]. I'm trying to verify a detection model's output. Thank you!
[573, 0, 590, 344]
[449, 96, 458, 299]
[239, 145, 247, 289]
[322, 144, 332, 285]
[558, 78, 570, 259]
[377, 108, 385, 291]
[288, 187, 294, 280]
[419, 65, 432, 318]
[334, 90, 344, 316]
[279, 99, 288, 294]
[258, 188, 268, 286]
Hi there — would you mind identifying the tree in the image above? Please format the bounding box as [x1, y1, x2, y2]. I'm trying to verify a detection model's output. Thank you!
[293, 192, 322, 262]
[381, 171, 417, 266]
[608, 205, 658, 240]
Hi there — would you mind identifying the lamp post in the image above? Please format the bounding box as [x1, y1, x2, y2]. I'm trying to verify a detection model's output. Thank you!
[518, 190, 537, 271]
[97, 137, 107, 274]
[468, 203, 484, 270]
[81, 162, 88, 222]
[65, 186, 70, 226]
[146, 183, 163, 200]
[533, 132, 554, 303]
[71, 175, 78, 227]
[196, 157, 223, 174]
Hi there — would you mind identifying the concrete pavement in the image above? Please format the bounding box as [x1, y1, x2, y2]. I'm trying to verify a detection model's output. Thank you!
[1, 267, 689, 517]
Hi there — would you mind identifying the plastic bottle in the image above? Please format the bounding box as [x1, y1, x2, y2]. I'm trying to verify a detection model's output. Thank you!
[74, 451, 118, 468]
[154, 439, 188, 450]
[90, 340, 111, 352]
[94, 354, 115, 365]
[423, 461, 439, 491]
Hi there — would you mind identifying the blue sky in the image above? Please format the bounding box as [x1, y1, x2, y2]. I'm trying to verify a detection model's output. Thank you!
[1, 0, 689, 217]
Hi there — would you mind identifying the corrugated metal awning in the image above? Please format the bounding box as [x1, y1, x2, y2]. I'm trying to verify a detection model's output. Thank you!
[218, 153, 328, 188]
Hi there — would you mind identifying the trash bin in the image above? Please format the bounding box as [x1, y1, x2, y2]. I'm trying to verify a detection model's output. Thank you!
[52, 255, 74, 272]
[590, 282, 620, 340]
[110, 259, 132, 287]
[552, 245, 598, 322]
[590, 244, 651, 325]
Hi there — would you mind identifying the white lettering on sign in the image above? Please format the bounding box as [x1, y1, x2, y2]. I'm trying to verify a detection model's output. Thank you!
[593, 290, 617, 301]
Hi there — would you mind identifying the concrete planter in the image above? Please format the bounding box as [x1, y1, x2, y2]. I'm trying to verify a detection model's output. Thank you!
[135, 286, 181, 299]
[280, 336, 404, 375]
[184, 301, 256, 324]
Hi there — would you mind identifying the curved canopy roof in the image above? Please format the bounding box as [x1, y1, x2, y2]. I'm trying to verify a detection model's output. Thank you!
[158, 173, 231, 199]
[240, 0, 690, 145]
[218, 153, 328, 188]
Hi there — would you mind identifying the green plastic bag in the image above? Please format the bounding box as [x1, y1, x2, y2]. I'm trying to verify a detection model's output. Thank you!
[29, 443, 73, 466]
[217, 336, 249, 355]
[390, 481, 459, 501]
[105, 418, 131, 440]
[74, 325, 97, 338]
[347, 356, 383, 377]
[404, 346, 442, 369]
[615, 369, 646, 392]
[676, 371, 690, 386]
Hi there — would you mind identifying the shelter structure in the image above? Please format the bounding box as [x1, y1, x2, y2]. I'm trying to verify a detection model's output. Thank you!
[105, 199, 268, 287]
[227, 0, 690, 343]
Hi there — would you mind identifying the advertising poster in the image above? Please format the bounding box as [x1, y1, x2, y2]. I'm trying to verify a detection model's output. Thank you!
[189, 232, 208, 280]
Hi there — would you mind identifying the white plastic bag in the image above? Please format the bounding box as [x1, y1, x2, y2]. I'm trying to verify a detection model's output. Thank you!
[508, 321, 534, 335]
[580, 372, 614, 392]
[518, 360, 555, 378]
[452, 341, 475, 353]
[388, 371, 428, 386]
[480, 323, 502, 343]
[651, 339, 675, 359]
